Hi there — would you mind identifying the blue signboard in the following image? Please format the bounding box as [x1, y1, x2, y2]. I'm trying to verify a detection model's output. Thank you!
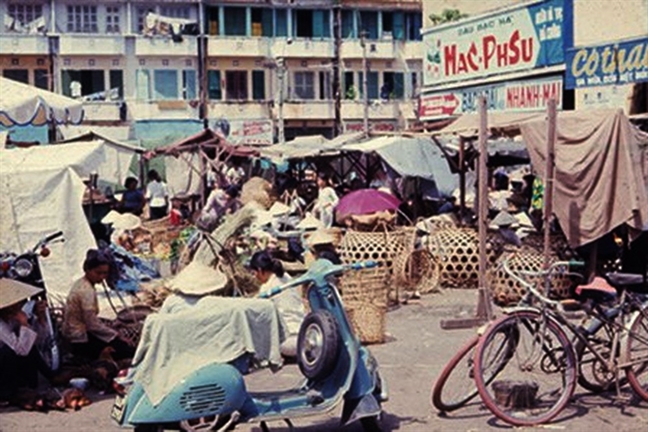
[565, 37, 648, 89]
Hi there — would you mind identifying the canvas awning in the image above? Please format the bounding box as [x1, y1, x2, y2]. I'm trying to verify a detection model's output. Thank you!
[0, 76, 84, 127]
[341, 135, 458, 195]
[436, 108, 648, 247]
[154, 128, 260, 158]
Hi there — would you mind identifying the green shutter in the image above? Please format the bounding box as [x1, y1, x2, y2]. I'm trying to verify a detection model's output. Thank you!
[208, 70, 221, 100]
[252, 70, 265, 100]
[312, 10, 324, 38]
[393, 12, 405, 40]
[394, 73, 404, 99]
[261, 9, 273, 36]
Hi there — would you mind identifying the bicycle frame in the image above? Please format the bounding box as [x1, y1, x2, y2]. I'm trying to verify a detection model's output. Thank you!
[503, 259, 648, 394]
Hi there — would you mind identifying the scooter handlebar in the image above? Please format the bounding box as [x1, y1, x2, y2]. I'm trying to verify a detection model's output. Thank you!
[44, 231, 64, 244]
[258, 260, 379, 299]
[348, 260, 378, 271]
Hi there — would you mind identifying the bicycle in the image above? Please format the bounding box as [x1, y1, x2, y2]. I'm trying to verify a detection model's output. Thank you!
[472, 259, 648, 426]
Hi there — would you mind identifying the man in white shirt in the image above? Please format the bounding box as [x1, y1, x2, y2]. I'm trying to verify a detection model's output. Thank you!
[146, 169, 169, 220]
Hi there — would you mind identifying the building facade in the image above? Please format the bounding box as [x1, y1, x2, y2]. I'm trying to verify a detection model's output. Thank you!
[0, 0, 423, 144]
[419, 0, 647, 122]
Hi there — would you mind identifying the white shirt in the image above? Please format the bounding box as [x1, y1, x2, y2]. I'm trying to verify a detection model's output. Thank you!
[146, 180, 169, 208]
[259, 273, 305, 336]
[0, 319, 38, 356]
[226, 166, 245, 185]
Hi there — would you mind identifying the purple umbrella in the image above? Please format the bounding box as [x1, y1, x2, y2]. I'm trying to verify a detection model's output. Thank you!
[336, 189, 401, 218]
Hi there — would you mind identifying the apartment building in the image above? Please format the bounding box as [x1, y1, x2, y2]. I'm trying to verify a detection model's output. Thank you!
[0, 0, 423, 144]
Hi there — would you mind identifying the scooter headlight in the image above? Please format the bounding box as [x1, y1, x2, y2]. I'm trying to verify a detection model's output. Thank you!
[14, 258, 34, 278]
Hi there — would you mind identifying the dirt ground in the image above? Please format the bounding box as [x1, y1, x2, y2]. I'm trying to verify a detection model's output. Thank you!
[1, 289, 647, 432]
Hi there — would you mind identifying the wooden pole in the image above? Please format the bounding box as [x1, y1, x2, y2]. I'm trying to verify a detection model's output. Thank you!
[543, 99, 557, 269]
[458, 136, 466, 226]
[476, 96, 492, 320]
[440, 96, 492, 329]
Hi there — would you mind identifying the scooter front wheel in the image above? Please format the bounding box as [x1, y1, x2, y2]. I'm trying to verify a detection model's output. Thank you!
[298, 310, 340, 380]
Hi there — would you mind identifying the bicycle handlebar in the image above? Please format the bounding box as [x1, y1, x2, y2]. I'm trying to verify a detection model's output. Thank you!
[258, 259, 378, 299]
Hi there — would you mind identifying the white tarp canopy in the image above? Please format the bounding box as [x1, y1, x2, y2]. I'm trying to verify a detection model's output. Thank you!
[0, 76, 84, 126]
[0, 140, 143, 300]
[341, 136, 458, 195]
[259, 132, 365, 163]
[3, 140, 139, 186]
[0, 166, 94, 303]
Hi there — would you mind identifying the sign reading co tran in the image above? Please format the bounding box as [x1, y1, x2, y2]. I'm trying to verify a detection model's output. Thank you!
[565, 37, 648, 89]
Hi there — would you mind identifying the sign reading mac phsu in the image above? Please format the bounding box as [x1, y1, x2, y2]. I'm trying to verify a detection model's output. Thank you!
[565, 37, 648, 89]
[423, 0, 566, 86]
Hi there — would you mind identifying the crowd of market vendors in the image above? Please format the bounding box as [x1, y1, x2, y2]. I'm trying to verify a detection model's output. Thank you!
[2, 147, 646, 414]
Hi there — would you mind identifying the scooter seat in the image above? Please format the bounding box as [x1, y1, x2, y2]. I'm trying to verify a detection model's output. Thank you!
[575, 277, 617, 303]
[605, 272, 647, 293]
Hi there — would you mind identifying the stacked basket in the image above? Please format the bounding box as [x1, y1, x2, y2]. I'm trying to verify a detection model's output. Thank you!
[337, 230, 398, 344]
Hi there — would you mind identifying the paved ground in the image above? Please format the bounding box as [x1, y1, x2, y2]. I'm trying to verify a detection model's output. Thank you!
[1, 289, 647, 432]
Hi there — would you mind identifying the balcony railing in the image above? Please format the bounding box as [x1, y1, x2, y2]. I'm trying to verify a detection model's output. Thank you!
[206, 36, 334, 58]
[135, 36, 198, 57]
[206, 100, 271, 119]
[0, 34, 49, 55]
[81, 101, 123, 122]
[281, 100, 335, 120]
[58, 34, 126, 55]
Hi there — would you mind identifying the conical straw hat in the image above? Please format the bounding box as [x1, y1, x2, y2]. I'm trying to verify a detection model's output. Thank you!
[0, 279, 43, 309]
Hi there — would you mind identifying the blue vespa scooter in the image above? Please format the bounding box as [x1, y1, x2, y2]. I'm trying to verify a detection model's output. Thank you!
[111, 259, 388, 431]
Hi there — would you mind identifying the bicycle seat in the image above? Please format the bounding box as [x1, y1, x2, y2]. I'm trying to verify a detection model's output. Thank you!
[575, 277, 617, 303]
[605, 272, 647, 293]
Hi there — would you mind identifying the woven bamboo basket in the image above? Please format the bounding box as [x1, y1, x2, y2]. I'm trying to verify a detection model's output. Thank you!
[401, 249, 441, 294]
[488, 250, 575, 307]
[337, 229, 405, 301]
[427, 227, 499, 289]
[338, 266, 389, 344]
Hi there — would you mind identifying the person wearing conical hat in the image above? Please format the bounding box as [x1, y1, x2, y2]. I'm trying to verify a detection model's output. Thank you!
[0, 280, 54, 408]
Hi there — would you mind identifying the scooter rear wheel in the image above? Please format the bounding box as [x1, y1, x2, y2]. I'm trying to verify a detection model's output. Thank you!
[298, 310, 340, 380]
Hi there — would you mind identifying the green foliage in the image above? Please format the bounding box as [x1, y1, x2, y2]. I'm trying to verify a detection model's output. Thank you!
[429, 9, 468, 26]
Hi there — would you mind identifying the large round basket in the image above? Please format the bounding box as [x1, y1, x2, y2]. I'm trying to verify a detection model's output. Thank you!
[338, 228, 410, 302]
[488, 250, 575, 307]
[427, 228, 498, 289]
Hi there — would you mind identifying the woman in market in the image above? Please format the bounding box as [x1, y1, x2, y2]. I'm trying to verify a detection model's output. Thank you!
[118, 176, 145, 216]
[249, 250, 305, 359]
[61, 249, 135, 362]
[312, 172, 339, 229]
[0, 280, 57, 410]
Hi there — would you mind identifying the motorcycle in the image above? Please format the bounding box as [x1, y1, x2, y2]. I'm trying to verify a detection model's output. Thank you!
[0, 231, 65, 371]
[111, 259, 388, 432]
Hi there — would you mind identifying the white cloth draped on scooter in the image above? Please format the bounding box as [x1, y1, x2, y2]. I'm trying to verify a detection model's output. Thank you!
[131, 295, 286, 406]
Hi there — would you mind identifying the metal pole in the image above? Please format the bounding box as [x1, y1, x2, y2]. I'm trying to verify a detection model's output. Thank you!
[476, 96, 493, 320]
[543, 99, 557, 269]
[333, 6, 342, 137]
[278, 59, 285, 145]
[360, 31, 369, 136]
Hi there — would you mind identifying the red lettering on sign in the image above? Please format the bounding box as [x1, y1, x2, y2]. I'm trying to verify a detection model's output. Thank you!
[444, 30, 535, 77]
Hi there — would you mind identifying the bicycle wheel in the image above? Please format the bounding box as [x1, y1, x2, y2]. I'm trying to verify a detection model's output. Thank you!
[574, 325, 618, 393]
[625, 310, 648, 400]
[431, 335, 480, 412]
[474, 310, 577, 426]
